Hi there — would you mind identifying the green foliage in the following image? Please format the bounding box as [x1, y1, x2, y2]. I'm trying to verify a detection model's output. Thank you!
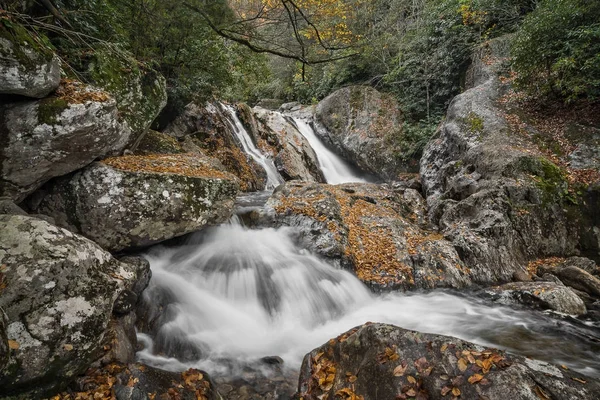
[512, 0, 600, 101]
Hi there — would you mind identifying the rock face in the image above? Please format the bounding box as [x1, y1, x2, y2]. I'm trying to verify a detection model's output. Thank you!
[0, 81, 128, 201]
[264, 181, 471, 290]
[165, 102, 267, 191]
[0, 21, 60, 98]
[250, 106, 324, 182]
[419, 36, 595, 285]
[483, 281, 586, 316]
[32, 154, 239, 252]
[86, 47, 167, 143]
[0, 215, 139, 397]
[314, 85, 408, 180]
[296, 323, 600, 400]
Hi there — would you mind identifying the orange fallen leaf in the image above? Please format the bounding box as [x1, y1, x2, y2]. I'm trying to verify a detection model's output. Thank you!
[458, 358, 468, 372]
[468, 374, 483, 384]
[8, 340, 19, 350]
[572, 377, 587, 384]
[394, 363, 408, 377]
[407, 376, 416, 384]
[452, 387, 461, 396]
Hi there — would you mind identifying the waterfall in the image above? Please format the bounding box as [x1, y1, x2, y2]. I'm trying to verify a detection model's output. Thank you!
[137, 217, 600, 377]
[292, 117, 366, 184]
[222, 105, 284, 190]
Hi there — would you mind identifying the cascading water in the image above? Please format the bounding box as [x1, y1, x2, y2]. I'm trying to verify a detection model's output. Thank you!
[291, 117, 366, 184]
[137, 219, 600, 378]
[222, 104, 284, 190]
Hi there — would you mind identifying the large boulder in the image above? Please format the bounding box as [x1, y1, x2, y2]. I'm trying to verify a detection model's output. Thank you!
[419, 36, 597, 285]
[0, 80, 129, 202]
[0, 20, 60, 98]
[250, 106, 324, 182]
[296, 323, 600, 400]
[263, 181, 471, 290]
[165, 102, 268, 191]
[0, 215, 139, 397]
[86, 47, 167, 145]
[314, 86, 408, 180]
[31, 154, 239, 251]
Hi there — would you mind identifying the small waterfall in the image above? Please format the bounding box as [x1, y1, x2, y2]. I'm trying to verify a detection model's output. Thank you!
[222, 105, 284, 190]
[292, 117, 366, 184]
[138, 218, 600, 377]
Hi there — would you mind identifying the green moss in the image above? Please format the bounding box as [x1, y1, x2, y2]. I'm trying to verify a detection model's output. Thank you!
[0, 18, 54, 71]
[37, 97, 68, 126]
[517, 156, 571, 205]
[465, 112, 484, 134]
[135, 130, 184, 155]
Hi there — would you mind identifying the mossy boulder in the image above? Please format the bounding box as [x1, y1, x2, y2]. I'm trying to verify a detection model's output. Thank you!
[133, 130, 186, 155]
[0, 18, 60, 98]
[314, 85, 407, 180]
[87, 47, 167, 145]
[296, 323, 600, 400]
[32, 154, 239, 251]
[0, 81, 128, 202]
[0, 215, 140, 398]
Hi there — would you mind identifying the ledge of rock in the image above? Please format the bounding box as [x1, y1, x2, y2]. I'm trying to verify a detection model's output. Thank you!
[264, 181, 471, 290]
[0, 80, 129, 202]
[0, 215, 140, 397]
[250, 106, 324, 182]
[314, 85, 409, 180]
[0, 20, 60, 98]
[296, 323, 600, 400]
[31, 154, 239, 252]
[165, 102, 267, 191]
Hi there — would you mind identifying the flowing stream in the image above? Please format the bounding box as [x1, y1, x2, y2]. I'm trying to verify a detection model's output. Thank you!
[137, 107, 600, 389]
[137, 215, 600, 378]
[291, 118, 366, 184]
[222, 105, 284, 190]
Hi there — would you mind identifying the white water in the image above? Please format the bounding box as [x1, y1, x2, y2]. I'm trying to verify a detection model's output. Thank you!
[292, 118, 366, 184]
[138, 222, 600, 377]
[222, 105, 284, 190]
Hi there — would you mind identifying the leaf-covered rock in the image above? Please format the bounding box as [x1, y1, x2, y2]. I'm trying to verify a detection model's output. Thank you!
[0, 80, 128, 201]
[296, 323, 600, 400]
[263, 181, 471, 290]
[31, 154, 239, 251]
[0, 215, 140, 398]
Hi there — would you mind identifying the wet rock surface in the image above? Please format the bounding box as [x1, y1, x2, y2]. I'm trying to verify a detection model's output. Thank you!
[31, 155, 239, 252]
[314, 85, 409, 180]
[264, 181, 471, 290]
[0, 81, 128, 202]
[0, 215, 139, 397]
[250, 107, 324, 183]
[296, 323, 600, 400]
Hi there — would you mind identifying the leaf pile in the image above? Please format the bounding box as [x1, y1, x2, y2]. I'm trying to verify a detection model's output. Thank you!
[56, 79, 111, 104]
[103, 154, 236, 181]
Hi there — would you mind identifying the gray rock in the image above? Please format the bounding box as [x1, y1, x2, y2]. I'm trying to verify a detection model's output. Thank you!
[33, 158, 238, 251]
[296, 323, 600, 400]
[314, 85, 409, 180]
[484, 281, 586, 315]
[0, 23, 60, 98]
[0, 87, 129, 202]
[0, 307, 8, 373]
[263, 181, 471, 290]
[252, 107, 324, 182]
[0, 215, 139, 397]
[419, 36, 587, 285]
[0, 198, 26, 215]
[555, 267, 600, 298]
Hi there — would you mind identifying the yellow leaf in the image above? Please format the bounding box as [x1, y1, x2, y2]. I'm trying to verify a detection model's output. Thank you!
[63, 344, 74, 351]
[468, 374, 483, 384]
[348, 375, 357, 383]
[8, 340, 19, 350]
[457, 358, 468, 372]
[452, 387, 461, 396]
[441, 344, 448, 352]
[407, 376, 416, 384]
[572, 377, 587, 384]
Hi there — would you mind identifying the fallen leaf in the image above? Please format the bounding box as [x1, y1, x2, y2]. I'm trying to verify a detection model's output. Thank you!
[534, 386, 550, 400]
[441, 344, 448, 352]
[468, 374, 483, 384]
[406, 388, 416, 397]
[458, 358, 468, 372]
[407, 376, 416, 384]
[8, 340, 19, 350]
[452, 387, 461, 396]
[394, 362, 408, 377]
[572, 377, 587, 384]
[63, 344, 73, 351]
[441, 386, 452, 396]
[348, 375, 358, 383]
